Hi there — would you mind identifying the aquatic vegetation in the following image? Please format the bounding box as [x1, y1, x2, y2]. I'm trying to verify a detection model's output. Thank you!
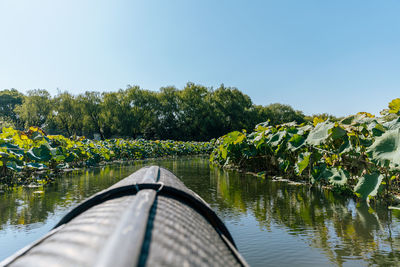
[210, 99, 400, 201]
[0, 126, 212, 185]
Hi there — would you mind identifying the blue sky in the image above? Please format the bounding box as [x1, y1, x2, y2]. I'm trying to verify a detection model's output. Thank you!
[1, 0, 399, 117]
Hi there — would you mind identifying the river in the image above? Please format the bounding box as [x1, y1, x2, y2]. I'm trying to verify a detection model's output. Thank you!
[0, 157, 399, 266]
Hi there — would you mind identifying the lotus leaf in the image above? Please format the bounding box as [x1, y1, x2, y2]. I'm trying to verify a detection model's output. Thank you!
[296, 152, 310, 175]
[371, 123, 386, 137]
[329, 125, 346, 140]
[313, 117, 325, 126]
[367, 128, 400, 168]
[338, 139, 352, 154]
[354, 172, 384, 200]
[6, 161, 23, 172]
[341, 115, 355, 125]
[288, 134, 305, 151]
[268, 131, 286, 147]
[319, 167, 348, 186]
[27, 145, 52, 162]
[26, 162, 47, 169]
[1, 143, 24, 156]
[388, 98, 400, 115]
[383, 117, 400, 130]
[305, 121, 334, 146]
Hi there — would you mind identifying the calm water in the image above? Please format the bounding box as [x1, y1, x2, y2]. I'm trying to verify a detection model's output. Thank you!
[1, 157, 400, 266]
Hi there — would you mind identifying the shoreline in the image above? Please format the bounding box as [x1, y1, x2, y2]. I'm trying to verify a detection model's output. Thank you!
[0, 154, 210, 188]
[216, 163, 400, 207]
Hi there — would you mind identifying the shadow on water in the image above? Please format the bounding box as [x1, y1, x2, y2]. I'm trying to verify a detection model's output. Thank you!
[0, 157, 400, 266]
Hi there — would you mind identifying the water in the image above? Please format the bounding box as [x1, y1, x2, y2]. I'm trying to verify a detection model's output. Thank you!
[1, 157, 400, 266]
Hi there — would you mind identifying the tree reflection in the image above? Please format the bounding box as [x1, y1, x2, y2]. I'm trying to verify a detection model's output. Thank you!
[1, 159, 399, 266]
[210, 166, 400, 266]
[0, 165, 129, 230]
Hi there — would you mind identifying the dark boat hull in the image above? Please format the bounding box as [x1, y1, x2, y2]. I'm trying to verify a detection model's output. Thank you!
[1, 166, 248, 267]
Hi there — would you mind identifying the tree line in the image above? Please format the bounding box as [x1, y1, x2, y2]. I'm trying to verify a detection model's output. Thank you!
[0, 83, 313, 141]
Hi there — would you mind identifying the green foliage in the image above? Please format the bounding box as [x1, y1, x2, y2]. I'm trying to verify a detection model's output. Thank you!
[354, 172, 384, 200]
[305, 113, 341, 123]
[367, 129, 400, 169]
[305, 121, 333, 146]
[78, 91, 105, 140]
[210, 99, 400, 201]
[0, 126, 213, 185]
[50, 91, 83, 137]
[254, 103, 305, 126]
[0, 117, 15, 130]
[0, 89, 24, 127]
[3, 85, 305, 141]
[296, 152, 310, 175]
[388, 98, 400, 115]
[14, 89, 52, 129]
[319, 167, 349, 186]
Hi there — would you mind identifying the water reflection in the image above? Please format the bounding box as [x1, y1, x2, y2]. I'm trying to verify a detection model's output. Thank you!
[0, 166, 129, 230]
[0, 157, 400, 266]
[208, 167, 400, 266]
[0, 157, 210, 260]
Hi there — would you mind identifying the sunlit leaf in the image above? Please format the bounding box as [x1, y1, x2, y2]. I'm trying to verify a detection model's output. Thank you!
[313, 117, 325, 126]
[296, 152, 310, 175]
[388, 98, 400, 115]
[367, 128, 400, 168]
[305, 121, 334, 146]
[288, 134, 305, 151]
[357, 112, 375, 118]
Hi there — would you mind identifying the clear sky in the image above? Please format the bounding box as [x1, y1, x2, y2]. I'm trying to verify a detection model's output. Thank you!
[1, 0, 399, 117]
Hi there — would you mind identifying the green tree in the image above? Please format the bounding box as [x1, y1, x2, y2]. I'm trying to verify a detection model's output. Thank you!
[125, 85, 159, 139]
[3, 85, 313, 141]
[50, 92, 83, 136]
[178, 83, 213, 140]
[262, 103, 305, 126]
[101, 89, 136, 138]
[14, 89, 52, 129]
[156, 86, 182, 140]
[0, 89, 24, 127]
[78, 91, 105, 139]
[211, 84, 253, 136]
[304, 113, 341, 123]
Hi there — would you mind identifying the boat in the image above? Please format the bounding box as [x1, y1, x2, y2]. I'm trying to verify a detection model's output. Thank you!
[1, 166, 248, 267]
